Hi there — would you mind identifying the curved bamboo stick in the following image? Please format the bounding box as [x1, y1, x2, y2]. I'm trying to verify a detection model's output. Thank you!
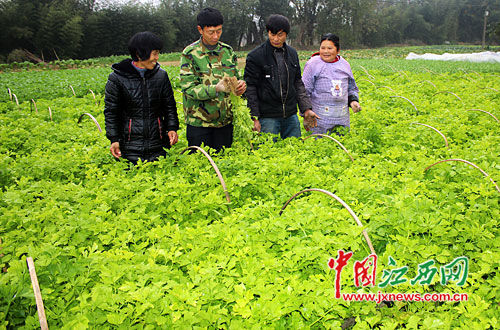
[424, 159, 500, 193]
[303, 134, 354, 162]
[88, 89, 97, 105]
[7, 88, 12, 101]
[387, 64, 397, 72]
[179, 146, 231, 204]
[411, 123, 449, 148]
[484, 87, 499, 92]
[417, 80, 436, 88]
[279, 188, 376, 254]
[358, 78, 376, 87]
[465, 109, 499, 123]
[432, 91, 462, 102]
[78, 113, 102, 132]
[12, 93, 19, 107]
[423, 68, 439, 75]
[377, 85, 395, 92]
[69, 85, 76, 97]
[48, 107, 53, 121]
[390, 95, 419, 114]
[31, 99, 38, 113]
[358, 65, 375, 79]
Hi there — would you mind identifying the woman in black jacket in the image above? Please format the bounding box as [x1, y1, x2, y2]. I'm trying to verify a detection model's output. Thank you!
[104, 32, 179, 164]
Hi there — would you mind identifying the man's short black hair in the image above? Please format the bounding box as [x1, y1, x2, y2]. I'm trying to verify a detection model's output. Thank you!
[197, 7, 224, 28]
[128, 31, 163, 61]
[266, 14, 290, 34]
[321, 33, 340, 51]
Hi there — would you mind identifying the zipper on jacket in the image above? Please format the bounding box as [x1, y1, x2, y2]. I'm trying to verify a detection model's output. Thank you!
[275, 48, 289, 118]
[283, 59, 289, 118]
[128, 119, 132, 141]
[142, 77, 149, 151]
[157, 117, 163, 140]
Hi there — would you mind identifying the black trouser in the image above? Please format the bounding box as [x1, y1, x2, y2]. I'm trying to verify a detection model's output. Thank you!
[186, 124, 233, 152]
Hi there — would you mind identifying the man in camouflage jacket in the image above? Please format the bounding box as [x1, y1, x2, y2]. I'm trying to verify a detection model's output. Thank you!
[180, 7, 246, 151]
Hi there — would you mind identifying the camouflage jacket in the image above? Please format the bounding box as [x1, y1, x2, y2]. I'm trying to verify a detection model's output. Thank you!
[180, 39, 240, 127]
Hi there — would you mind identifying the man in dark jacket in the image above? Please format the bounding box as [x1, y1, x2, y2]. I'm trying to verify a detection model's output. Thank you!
[104, 31, 179, 164]
[244, 14, 317, 139]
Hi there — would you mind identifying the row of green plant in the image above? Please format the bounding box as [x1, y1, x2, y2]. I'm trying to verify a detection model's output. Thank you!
[0, 58, 498, 328]
[2, 44, 499, 72]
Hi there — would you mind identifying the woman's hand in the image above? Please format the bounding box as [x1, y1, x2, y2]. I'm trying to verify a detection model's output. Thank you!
[303, 109, 320, 131]
[168, 131, 179, 145]
[351, 101, 361, 113]
[110, 142, 121, 159]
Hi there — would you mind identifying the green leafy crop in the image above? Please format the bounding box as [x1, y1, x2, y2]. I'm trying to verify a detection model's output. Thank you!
[0, 46, 499, 329]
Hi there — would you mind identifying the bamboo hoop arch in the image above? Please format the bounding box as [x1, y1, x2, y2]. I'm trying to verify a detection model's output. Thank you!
[358, 78, 376, 87]
[465, 76, 478, 84]
[12, 93, 19, 107]
[469, 70, 482, 79]
[30, 99, 38, 113]
[417, 80, 437, 88]
[358, 65, 375, 79]
[398, 70, 409, 79]
[279, 188, 376, 254]
[423, 68, 438, 75]
[78, 113, 102, 132]
[69, 85, 76, 97]
[411, 123, 449, 148]
[424, 159, 500, 193]
[466, 109, 499, 123]
[432, 91, 462, 102]
[390, 95, 419, 114]
[303, 134, 354, 162]
[387, 64, 397, 72]
[48, 107, 53, 121]
[391, 71, 408, 81]
[7, 88, 12, 101]
[88, 89, 97, 105]
[377, 85, 395, 92]
[179, 146, 231, 204]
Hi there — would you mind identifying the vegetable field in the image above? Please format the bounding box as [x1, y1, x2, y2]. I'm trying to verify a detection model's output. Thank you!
[0, 47, 499, 328]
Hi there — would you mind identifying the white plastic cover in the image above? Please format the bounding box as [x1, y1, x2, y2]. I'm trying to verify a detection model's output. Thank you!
[406, 51, 500, 63]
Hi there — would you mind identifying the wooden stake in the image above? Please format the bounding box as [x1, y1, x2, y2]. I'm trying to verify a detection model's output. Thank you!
[26, 257, 49, 330]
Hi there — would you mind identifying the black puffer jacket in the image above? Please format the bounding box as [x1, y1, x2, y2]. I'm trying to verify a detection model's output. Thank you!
[104, 59, 179, 162]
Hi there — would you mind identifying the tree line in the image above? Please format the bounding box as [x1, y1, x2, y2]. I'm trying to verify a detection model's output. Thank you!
[1, 0, 499, 63]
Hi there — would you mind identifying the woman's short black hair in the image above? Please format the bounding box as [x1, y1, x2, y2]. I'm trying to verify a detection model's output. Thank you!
[321, 33, 340, 51]
[197, 7, 224, 28]
[128, 31, 163, 61]
[266, 14, 290, 34]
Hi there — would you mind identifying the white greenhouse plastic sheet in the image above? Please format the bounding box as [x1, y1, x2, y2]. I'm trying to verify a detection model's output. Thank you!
[406, 51, 500, 63]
